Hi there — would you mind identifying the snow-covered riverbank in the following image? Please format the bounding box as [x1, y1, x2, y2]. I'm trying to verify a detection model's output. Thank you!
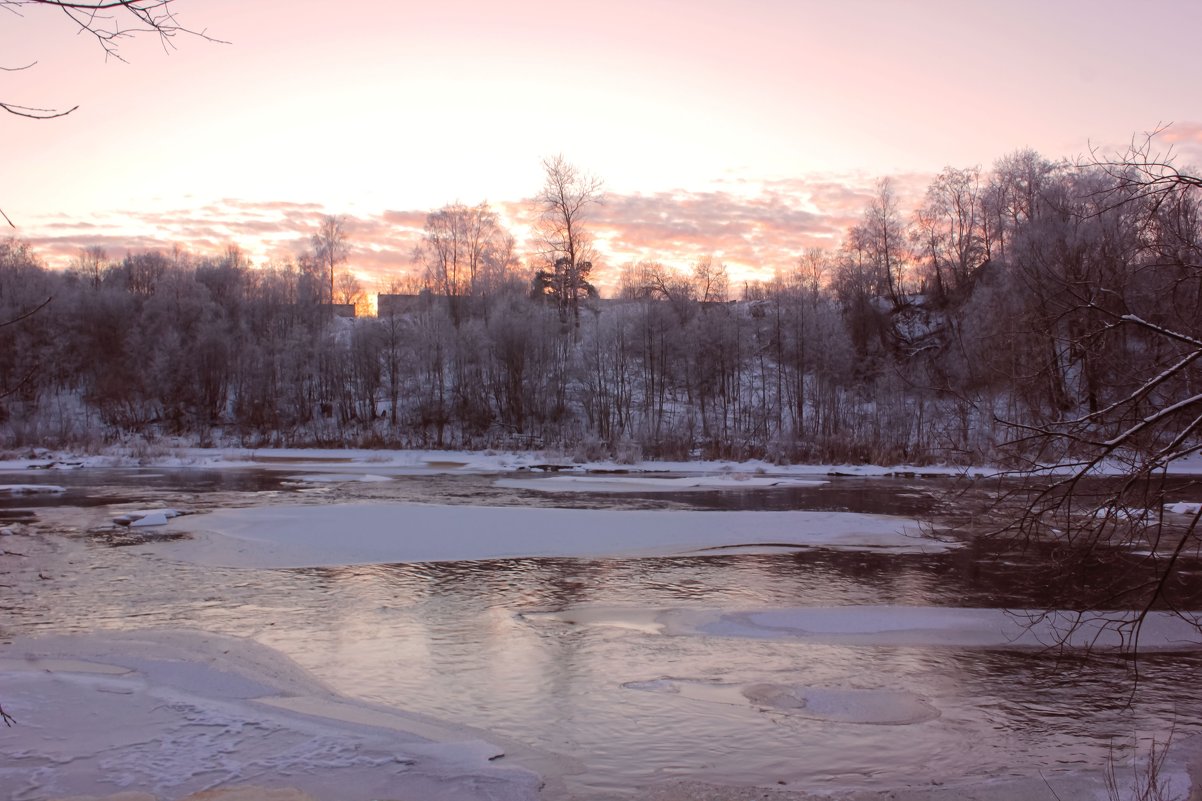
[0, 444, 988, 477]
[5, 442, 1202, 478]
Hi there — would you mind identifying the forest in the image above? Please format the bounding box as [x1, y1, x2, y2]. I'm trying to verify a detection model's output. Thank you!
[1, 146, 1199, 467]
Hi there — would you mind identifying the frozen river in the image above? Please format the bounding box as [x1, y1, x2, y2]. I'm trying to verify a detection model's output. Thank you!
[3, 463, 1202, 800]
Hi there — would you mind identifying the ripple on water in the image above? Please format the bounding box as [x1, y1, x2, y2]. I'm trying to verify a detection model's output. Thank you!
[622, 677, 941, 725]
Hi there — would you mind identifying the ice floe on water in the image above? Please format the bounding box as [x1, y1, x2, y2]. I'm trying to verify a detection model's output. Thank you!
[155, 503, 953, 568]
[1167, 501, 1202, 516]
[0, 484, 66, 494]
[494, 474, 828, 493]
[525, 604, 1202, 651]
[686, 606, 1202, 649]
[0, 630, 543, 801]
[113, 508, 184, 527]
[284, 473, 395, 484]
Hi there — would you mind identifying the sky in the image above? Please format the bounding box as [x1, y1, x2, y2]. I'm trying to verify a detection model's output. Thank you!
[3, 0, 1201, 295]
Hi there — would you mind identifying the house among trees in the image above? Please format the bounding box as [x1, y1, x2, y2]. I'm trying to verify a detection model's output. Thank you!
[376, 292, 443, 317]
[325, 303, 356, 319]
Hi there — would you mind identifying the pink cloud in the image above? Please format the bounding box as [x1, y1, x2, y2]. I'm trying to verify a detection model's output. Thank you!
[1155, 122, 1202, 170]
[513, 171, 933, 286]
[20, 201, 431, 291]
[18, 173, 939, 297]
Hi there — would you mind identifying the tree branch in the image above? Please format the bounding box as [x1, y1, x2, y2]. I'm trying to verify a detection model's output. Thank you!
[0, 297, 52, 329]
[1, 0, 223, 120]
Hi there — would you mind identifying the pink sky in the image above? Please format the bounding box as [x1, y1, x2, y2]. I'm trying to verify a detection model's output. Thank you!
[3, 0, 1201, 292]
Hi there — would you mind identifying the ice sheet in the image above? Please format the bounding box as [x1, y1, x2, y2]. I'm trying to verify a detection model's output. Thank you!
[526, 604, 1202, 651]
[0, 630, 543, 801]
[156, 503, 953, 568]
[0, 484, 66, 494]
[494, 475, 829, 493]
[284, 474, 394, 484]
[679, 605, 1202, 650]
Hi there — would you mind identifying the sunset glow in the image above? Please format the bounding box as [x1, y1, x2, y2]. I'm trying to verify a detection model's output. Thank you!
[5, 5, 1202, 798]
[4, 0, 1201, 292]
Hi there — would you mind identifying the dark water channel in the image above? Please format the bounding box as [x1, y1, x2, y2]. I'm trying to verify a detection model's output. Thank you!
[0, 467, 289, 510]
[4, 466, 1202, 797]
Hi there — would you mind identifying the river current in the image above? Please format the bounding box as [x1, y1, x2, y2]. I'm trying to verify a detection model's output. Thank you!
[3, 467, 1202, 798]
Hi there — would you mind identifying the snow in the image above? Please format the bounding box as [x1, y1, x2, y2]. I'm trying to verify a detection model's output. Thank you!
[3, 443, 1201, 481]
[0, 445, 991, 478]
[1092, 506, 1156, 521]
[154, 503, 954, 569]
[131, 510, 171, 527]
[1167, 501, 1202, 516]
[0, 630, 543, 801]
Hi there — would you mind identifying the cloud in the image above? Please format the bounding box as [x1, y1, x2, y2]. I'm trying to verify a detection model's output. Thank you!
[1156, 121, 1202, 170]
[19, 200, 430, 290]
[16, 171, 936, 296]
[516, 170, 932, 288]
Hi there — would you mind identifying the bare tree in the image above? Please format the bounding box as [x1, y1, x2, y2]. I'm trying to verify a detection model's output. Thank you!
[858, 178, 911, 308]
[1087, 125, 1202, 210]
[335, 270, 368, 316]
[534, 155, 603, 328]
[70, 245, 108, 288]
[312, 214, 350, 308]
[913, 166, 988, 306]
[692, 257, 729, 304]
[417, 202, 511, 325]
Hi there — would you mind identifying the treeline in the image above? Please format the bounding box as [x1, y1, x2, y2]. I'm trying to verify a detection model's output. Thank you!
[1, 147, 1199, 464]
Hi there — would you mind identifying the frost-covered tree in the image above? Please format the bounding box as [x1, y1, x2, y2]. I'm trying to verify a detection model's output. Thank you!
[914, 166, 989, 306]
[533, 155, 603, 328]
[984, 139, 1202, 651]
[417, 202, 513, 325]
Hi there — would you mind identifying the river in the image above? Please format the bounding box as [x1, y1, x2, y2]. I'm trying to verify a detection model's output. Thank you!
[3, 465, 1201, 799]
